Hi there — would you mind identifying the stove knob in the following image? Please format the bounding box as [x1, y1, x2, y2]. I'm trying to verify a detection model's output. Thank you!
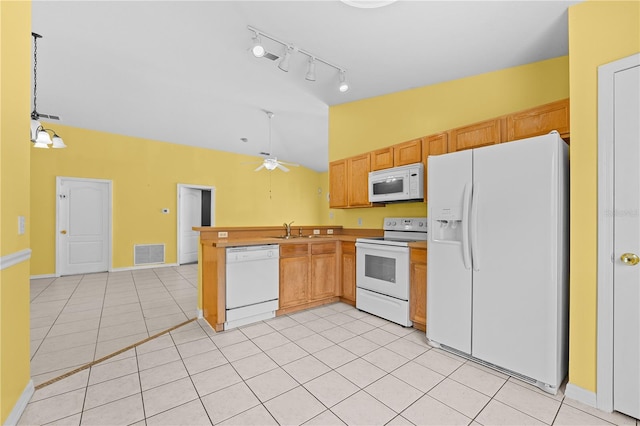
[419, 222, 424, 227]
[391, 221, 397, 226]
[386, 221, 392, 227]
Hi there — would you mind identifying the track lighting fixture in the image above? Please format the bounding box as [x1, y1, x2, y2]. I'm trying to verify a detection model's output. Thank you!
[30, 32, 66, 149]
[339, 70, 350, 93]
[305, 58, 316, 82]
[251, 34, 265, 58]
[278, 46, 292, 72]
[247, 25, 349, 93]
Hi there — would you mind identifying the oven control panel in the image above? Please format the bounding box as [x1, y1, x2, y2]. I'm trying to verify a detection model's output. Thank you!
[383, 217, 427, 232]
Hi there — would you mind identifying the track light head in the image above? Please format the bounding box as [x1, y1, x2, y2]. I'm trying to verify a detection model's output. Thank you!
[338, 70, 349, 92]
[278, 46, 292, 72]
[305, 58, 316, 82]
[251, 34, 265, 57]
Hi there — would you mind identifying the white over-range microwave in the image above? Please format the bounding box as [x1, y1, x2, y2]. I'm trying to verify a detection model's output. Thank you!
[368, 162, 424, 203]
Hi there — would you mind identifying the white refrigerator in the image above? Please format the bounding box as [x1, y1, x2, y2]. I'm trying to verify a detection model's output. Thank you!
[426, 132, 569, 394]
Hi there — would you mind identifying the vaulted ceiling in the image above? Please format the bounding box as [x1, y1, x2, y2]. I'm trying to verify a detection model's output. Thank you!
[31, 1, 581, 171]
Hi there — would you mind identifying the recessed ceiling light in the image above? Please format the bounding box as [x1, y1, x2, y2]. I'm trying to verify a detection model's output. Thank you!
[340, 0, 397, 9]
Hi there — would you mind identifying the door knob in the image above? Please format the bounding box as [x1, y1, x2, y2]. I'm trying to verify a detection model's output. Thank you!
[60, 230, 67, 235]
[620, 253, 639, 266]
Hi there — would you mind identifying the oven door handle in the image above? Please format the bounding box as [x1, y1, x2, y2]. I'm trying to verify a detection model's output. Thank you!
[355, 242, 409, 254]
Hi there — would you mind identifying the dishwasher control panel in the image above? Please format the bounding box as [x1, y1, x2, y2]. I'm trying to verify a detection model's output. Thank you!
[226, 245, 279, 263]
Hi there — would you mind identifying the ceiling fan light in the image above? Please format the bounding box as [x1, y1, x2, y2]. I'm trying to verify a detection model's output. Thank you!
[278, 47, 292, 72]
[51, 134, 66, 148]
[305, 59, 316, 81]
[251, 35, 265, 57]
[265, 160, 278, 170]
[339, 70, 349, 92]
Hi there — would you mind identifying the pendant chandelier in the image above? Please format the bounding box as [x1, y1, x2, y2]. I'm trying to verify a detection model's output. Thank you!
[30, 32, 66, 149]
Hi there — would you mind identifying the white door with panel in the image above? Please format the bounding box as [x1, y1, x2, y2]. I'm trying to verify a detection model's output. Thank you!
[178, 187, 202, 264]
[613, 62, 640, 419]
[57, 178, 111, 275]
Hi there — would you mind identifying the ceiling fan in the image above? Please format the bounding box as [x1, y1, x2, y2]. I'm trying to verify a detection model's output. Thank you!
[249, 111, 299, 172]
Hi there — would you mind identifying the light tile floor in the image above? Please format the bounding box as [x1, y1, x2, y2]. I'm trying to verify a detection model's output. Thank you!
[23, 266, 638, 425]
[29, 265, 198, 386]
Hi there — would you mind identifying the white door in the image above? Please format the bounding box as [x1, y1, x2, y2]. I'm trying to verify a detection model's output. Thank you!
[613, 63, 640, 419]
[471, 134, 566, 386]
[427, 150, 473, 354]
[57, 178, 110, 275]
[178, 187, 202, 264]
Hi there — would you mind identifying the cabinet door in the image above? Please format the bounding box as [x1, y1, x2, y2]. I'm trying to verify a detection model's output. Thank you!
[280, 256, 309, 308]
[423, 133, 449, 202]
[506, 98, 570, 142]
[341, 242, 356, 302]
[410, 248, 427, 330]
[348, 154, 371, 207]
[394, 138, 423, 166]
[329, 160, 348, 208]
[371, 147, 394, 171]
[449, 118, 503, 152]
[311, 253, 337, 300]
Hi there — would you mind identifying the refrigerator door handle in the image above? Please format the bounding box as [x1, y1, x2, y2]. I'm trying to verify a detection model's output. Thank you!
[470, 182, 480, 271]
[462, 183, 472, 270]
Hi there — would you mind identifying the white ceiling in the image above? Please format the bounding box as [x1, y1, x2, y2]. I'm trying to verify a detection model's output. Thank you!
[31, 0, 581, 172]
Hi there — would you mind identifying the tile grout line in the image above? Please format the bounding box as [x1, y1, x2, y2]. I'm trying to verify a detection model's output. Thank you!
[34, 318, 197, 391]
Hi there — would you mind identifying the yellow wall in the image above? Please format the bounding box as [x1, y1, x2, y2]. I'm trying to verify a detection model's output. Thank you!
[567, 0, 640, 393]
[30, 125, 328, 274]
[328, 56, 570, 228]
[0, 1, 32, 423]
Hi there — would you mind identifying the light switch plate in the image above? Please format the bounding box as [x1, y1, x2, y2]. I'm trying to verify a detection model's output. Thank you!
[18, 216, 25, 235]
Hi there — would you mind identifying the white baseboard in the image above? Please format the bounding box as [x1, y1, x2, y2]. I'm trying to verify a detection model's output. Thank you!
[109, 263, 178, 273]
[29, 273, 57, 280]
[197, 309, 204, 319]
[0, 249, 31, 271]
[4, 379, 34, 426]
[565, 382, 598, 408]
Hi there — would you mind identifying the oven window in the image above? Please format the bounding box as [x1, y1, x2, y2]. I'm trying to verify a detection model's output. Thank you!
[364, 254, 396, 283]
[372, 179, 403, 195]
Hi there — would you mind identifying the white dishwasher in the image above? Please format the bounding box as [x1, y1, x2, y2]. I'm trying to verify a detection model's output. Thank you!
[225, 244, 279, 329]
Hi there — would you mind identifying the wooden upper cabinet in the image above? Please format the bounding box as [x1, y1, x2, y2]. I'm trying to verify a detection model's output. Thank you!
[329, 160, 348, 208]
[424, 133, 448, 157]
[347, 154, 372, 207]
[371, 147, 394, 171]
[506, 98, 570, 142]
[394, 138, 423, 166]
[449, 118, 503, 152]
[371, 139, 423, 171]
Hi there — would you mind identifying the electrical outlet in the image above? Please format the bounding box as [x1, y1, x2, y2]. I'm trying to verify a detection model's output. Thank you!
[313, 229, 320, 235]
[329, 212, 334, 219]
[357, 218, 363, 226]
[18, 216, 25, 235]
[218, 231, 228, 238]
[327, 229, 334, 235]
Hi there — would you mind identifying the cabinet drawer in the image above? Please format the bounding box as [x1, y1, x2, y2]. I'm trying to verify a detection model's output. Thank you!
[410, 248, 426, 263]
[341, 241, 355, 255]
[311, 242, 336, 255]
[280, 244, 309, 257]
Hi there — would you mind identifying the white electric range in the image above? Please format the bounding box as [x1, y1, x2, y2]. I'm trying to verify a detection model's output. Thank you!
[355, 217, 427, 327]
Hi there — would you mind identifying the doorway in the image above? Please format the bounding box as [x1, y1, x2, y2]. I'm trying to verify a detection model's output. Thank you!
[56, 177, 112, 276]
[597, 53, 640, 418]
[177, 184, 215, 265]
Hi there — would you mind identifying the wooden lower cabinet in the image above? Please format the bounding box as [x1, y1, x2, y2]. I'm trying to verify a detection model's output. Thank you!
[278, 242, 339, 313]
[280, 255, 309, 309]
[310, 243, 337, 300]
[340, 242, 356, 303]
[410, 247, 427, 331]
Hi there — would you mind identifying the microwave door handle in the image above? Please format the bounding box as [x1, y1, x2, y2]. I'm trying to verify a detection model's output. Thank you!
[461, 183, 471, 270]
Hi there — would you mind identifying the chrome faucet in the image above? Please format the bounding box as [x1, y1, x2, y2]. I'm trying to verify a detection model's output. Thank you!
[283, 221, 294, 237]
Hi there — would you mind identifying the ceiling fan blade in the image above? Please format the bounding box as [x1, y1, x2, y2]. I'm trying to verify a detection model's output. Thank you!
[276, 164, 290, 172]
[254, 164, 266, 172]
[241, 161, 264, 165]
[279, 161, 300, 167]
